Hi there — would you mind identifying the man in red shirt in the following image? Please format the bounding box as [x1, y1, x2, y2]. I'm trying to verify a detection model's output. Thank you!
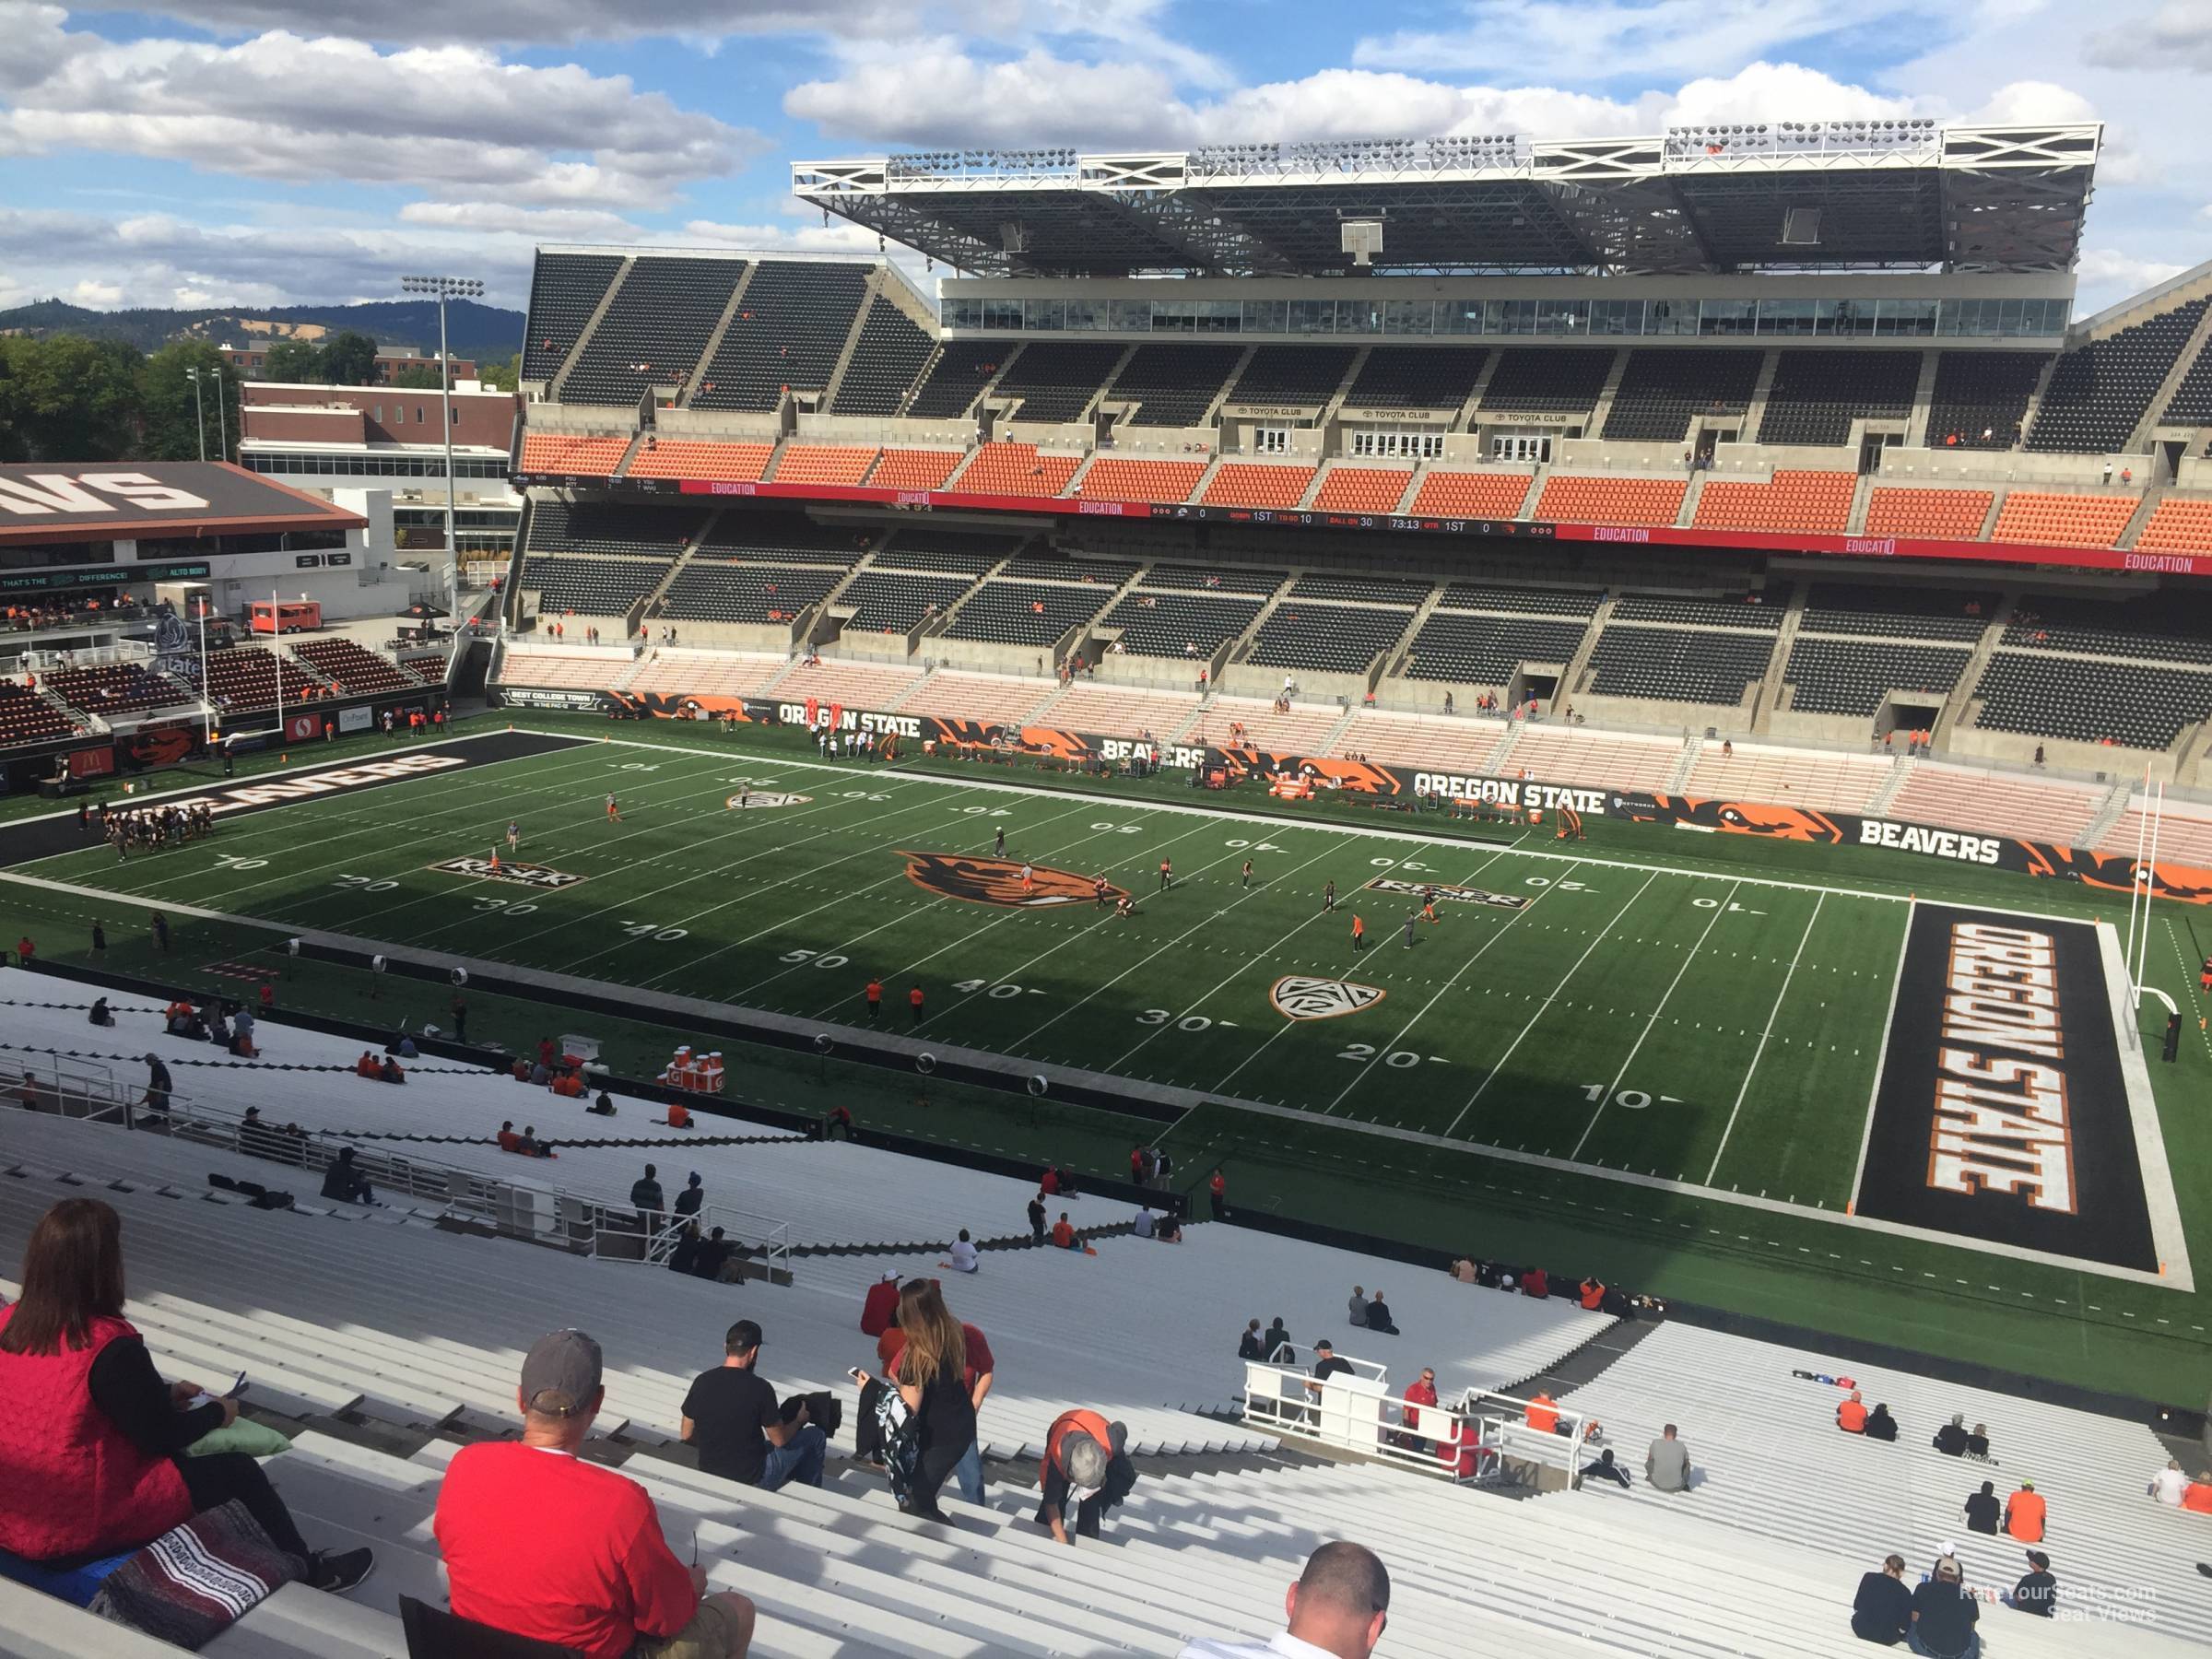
[1208, 1167, 1227, 1220]
[1399, 1367, 1440, 1454]
[433, 1331, 755, 1659]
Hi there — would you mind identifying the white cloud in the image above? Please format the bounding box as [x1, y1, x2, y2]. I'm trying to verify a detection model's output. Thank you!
[0, 6, 759, 206]
[66, 276, 123, 305]
[2088, 0, 2212, 69]
[398, 201, 642, 240]
[787, 43, 1181, 147]
[2077, 246, 2187, 294]
[116, 0, 913, 46]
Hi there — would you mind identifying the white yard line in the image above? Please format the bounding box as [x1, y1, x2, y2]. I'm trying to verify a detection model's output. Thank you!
[2111, 919, 2194, 1288]
[1569, 879, 1741, 1161]
[1846, 897, 1916, 1214]
[1703, 891, 1825, 1184]
[1441, 868, 1659, 1138]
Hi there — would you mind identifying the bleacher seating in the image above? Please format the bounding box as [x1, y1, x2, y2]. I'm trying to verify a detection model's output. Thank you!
[1244, 602, 1411, 674]
[496, 645, 629, 691]
[837, 571, 974, 633]
[624, 439, 772, 481]
[770, 657, 926, 712]
[1006, 548, 1140, 584]
[528, 500, 700, 557]
[1405, 613, 1589, 686]
[1341, 347, 1488, 410]
[946, 580, 1112, 645]
[1782, 639, 1971, 715]
[1989, 490, 2138, 547]
[905, 670, 1053, 724]
[1139, 563, 1284, 594]
[1182, 695, 1343, 752]
[0, 680, 77, 747]
[868, 447, 964, 490]
[1862, 487, 1992, 540]
[517, 556, 665, 618]
[1045, 682, 1200, 736]
[517, 431, 629, 476]
[1534, 475, 1686, 526]
[1586, 625, 1774, 704]
[1102, 590, 1265, 658]
[1756, 351, 1921, 446]
[1328, 709, 1507, 772]
[626, 649, 784, 699]
[199, 646, 327, 711]
[2027, 298, 2208, 453]
[2130, 496, 2212, 552]
[957, 442, 1082, 496]
[1410, 469, 1533, 518]
[520, 251, 624, 383]
[904, 341, 1010, 418]
[1924, 350, 2044, 448]
[42, 663, 196, 717]
[1077, 456, 1207, 503]
[1610, 591, 1788, 629]
[1288, 575, 1429, 604]
[659, 563, 841, 625]
[1888, 760, 2107, 845]
[2003, 588, 2212, 664]
[1478, 347, 1611, 413]
[1691, 470, 1853, 533]
[1681, 743, 1891, 813]
[283, 640, 423, 697]
[1223, 344, 1354, 407]
[1438, 582, 1599, 616]
[706, 512, 877, 566]
[872, 530, 1021, 574]
[992, 341, 1124, 424]
[829, 296, 935, 416]
[560, 256, 747, 406]
[1201, 463, 1315, 509]
[1312, 465, 1412, 512]
[771, 445, 879, 487]
[1600, 349, 1762, 442]
[1105, 343, 1243, 427]
[1799, 582, 1994, 641]
[2099, 796, 2212, 866]
[1496, 724, 1683, 791]
[692, 261, 872, 413]
[1970, 653, 2212, 747]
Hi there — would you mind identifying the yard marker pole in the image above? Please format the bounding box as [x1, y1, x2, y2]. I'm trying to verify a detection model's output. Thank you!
[2136, 781, 2164, 1010]
[2124, 761, 2148, 1005]
[271, 585, 282, 745]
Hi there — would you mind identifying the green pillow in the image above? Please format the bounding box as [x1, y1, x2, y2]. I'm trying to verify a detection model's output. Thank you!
[184, 1418, 292, 1459]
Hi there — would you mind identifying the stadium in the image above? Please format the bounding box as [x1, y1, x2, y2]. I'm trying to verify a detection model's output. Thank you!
[6, 104, 2212, 1659]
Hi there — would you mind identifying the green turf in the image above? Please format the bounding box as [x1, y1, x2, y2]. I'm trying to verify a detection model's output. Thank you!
[5, 712, 2209, 1401]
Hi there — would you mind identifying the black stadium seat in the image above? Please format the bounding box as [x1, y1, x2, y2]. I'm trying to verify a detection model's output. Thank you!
[1601, 349, 1762, 443]
[1783, 640, 1971, 715]
[1758, 351, 1920, 446]
[1245, 602, 1412, 674]
[1587, 625, 1776, 705]
[906, 341, 1011, 418]
[830, 298, 935, 417]
[1108, 344, 1244, 428]
[559, 257, 747, 406]
[521, 253, 625, 383]
[692, 261, 872, 413]
[2027, 299, 2207, 453]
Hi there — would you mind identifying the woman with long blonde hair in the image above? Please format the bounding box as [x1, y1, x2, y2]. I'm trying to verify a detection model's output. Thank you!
[890, 1279, 976, 1523]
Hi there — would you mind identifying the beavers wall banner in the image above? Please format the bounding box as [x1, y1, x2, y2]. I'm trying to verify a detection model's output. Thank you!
[1611, 791, 2212, 904]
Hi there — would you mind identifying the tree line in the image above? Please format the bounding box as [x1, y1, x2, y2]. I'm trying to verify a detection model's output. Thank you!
[0, 330, 519, 465]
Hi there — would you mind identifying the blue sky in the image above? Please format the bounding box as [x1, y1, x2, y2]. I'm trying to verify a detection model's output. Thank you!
[1, 0, 2207, 320]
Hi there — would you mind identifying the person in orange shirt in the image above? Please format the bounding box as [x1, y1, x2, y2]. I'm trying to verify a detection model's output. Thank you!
[865, 980, 883, 1022]
[1050, 1212, 1077, 1250]
[2005, 1480, 2047, 1543]
[1525, 1392, 1559, 1435]
[2182, 1471, 2212, 1512]
[1350, 914, 1365, 950]
[1578, 1276, 1606, 1312]
[1837, 1390, 1868, 1434]
[909, 984, 924, 1025]
[666, 1102, 692, 1130]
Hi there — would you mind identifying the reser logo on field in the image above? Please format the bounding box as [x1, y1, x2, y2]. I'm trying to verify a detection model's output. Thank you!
[430, 855, 587, 889]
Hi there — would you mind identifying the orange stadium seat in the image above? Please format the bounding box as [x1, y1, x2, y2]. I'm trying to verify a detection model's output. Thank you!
[1989, 490, 2137, 548]
[1864, 488, 1994, 540]
[1534, 475, 1687, 527]
[518, 433, 629, 476]
[2132, 496, 2212, 552]
[1201, 463, 1315, 508]
[955, 442, 1082, 497]
[869, 448, 964, 490]
[1313, 467, 1414, 512]
[769, 445, 879, 486]
[1411, 469, 1534, 518]
[624, 441, 771, 481]
[1077, 456, 1208, 503]
[1691, 470, 1853, 533]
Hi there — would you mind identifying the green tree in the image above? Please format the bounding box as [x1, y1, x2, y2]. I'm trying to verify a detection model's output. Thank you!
[319, 329, 380, 385]
[476, 351, 520, 392]
[261, 337, 323, 382]
[140, 339, 239, 462]
[0, 334, 144, 461]
[391, 360, 445, 389]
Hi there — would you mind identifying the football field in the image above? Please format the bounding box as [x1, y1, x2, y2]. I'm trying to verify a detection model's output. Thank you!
[6, 729, 1927, 1204]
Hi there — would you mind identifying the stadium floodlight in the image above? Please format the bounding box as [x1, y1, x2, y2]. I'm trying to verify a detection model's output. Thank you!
[399, 275, 484, 625]
[182, 365, 208, 462]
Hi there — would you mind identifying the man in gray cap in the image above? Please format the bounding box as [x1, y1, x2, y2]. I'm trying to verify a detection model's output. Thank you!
[1036, 1407, 1136, 1546]
[433, 1330, 757, 1657]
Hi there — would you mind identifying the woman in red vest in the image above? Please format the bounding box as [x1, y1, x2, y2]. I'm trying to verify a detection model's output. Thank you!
[0, 1199, 371, 1590]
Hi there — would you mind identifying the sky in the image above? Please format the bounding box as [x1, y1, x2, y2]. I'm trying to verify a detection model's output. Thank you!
[2, 0, 2210, 324]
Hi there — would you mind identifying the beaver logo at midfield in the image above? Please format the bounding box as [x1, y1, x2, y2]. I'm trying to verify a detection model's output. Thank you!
[899, 852, 1127, 909]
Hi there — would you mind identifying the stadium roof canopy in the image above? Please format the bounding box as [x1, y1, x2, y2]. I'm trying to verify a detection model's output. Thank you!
[794, 122, 2101, 278]
[0, 462, 368, 547]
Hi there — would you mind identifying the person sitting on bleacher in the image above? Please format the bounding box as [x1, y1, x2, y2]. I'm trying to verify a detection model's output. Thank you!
[2185, 1471, 2212, 1512]
[87, 997, 112, 1028]
[1838, 1389, 1869, 1433]
[682, 1319, 825, 1494]
[1363, 1290, 1397, 1335]
[1849, 1554, 1911, 1645]
[1581, 1447, 1630, 1488]
[2005, 1550, 2057, 1618]
[320, 1147, 375, 1206]
[1963, 1479, 2001, 1535]
[939, 1229, 980, 1273]
[1932, 1413, 1970, 1456]
[1865, 1402, 1898, 1441]
[353, 1051, 380, 1079]
[497, 1121, 522, 1153]
[1178, 1540, 1390, 1659]
[0, 1198, 374, 1594]
[1521, 1265, 1548, 1300]
[1646, 1423, 1690, 1492]
[1906, 1555, 1977, 1659]
[435, 1329, 756, 1659]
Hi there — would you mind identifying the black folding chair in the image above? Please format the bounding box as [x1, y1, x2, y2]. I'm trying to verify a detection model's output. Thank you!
[399, 1596, 588, 1659]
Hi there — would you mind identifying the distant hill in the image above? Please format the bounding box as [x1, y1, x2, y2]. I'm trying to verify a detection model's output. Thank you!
[0, 298, 525, 362]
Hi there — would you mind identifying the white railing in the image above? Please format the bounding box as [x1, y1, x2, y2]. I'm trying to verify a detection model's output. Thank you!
[595, 1202, 793, 1283]
[1241, 1355, 1592, 1488]
[0, 1049, 121, 1121]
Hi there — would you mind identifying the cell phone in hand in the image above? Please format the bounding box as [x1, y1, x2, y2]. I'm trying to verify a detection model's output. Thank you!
[189, 1370, 247, 1410]
[847, 1368, 868, 1385]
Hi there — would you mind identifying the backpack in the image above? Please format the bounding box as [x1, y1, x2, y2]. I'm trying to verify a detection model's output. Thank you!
[866, 1382, 921, 1505]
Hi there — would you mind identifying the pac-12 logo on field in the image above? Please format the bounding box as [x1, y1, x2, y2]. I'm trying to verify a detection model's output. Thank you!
[1269, 977, 1386, 1021]
[725, 791, 811, 810]
[898, 851, 1125, 909]
[430, 856, 586, 889]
